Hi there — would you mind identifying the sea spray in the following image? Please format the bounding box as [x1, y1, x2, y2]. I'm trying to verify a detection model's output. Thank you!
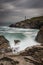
[0, 26, 40, 53]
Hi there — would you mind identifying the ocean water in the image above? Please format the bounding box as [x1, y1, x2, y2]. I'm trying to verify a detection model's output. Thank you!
[0, 26, 40, 53]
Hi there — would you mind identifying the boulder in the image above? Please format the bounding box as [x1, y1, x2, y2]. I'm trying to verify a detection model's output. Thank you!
[0, 35, 10, 49]
[14, 40, 20, 44]
[35, 26, 43, 44]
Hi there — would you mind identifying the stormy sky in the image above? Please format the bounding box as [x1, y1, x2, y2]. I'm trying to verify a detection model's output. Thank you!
[0, 0, 43, 26]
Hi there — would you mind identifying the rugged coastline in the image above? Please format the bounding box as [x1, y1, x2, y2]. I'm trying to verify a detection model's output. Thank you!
[35, 26, 43, 44]
[0, 16, 43, 65]
[9, 16, 43, 29]
[9, 16, 43, 44]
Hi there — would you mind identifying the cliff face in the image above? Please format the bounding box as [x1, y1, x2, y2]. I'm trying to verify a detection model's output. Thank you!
[9, 16, 43, 29]
[0, 35, 9, 49]
[35, 26, 43, 44]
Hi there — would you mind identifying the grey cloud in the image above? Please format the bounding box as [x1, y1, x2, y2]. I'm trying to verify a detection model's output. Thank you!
[0, 0, 43, 18]
[15, 0, 43, 8]
[0, 0, 15, 3]
[26, 0, 43, 8]
[0, 0, 43, 8]
[0, 0, 43, 26]
[0, 10, 11, 18]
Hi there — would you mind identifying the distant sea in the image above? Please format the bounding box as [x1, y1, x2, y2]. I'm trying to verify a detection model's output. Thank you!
[0, 26, 40, 53]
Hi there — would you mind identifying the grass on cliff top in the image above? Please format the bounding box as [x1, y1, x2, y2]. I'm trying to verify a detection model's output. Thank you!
[20, 16, 43, 23]
[30, 16, 43, 21]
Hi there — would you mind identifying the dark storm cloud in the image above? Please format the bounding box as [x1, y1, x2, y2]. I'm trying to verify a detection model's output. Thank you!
[0, 0, 15, 3]
[0, 10, 11, 18]
[0, 0, 43, 8]
[0, 0, 43, 26]
[26, 0, 43, 8]
[13, 0, 43, 8]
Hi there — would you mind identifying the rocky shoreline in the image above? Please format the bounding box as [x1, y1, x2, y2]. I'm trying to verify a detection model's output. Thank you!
[0, 45, 43, 65]
[0, 35, 43, 65]
[0, 34, 43, 65]
[0, 16, 43, 65]
[9, 16, 43, 44]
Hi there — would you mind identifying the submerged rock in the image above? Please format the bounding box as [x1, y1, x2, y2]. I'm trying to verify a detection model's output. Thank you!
[35, 26, 43, 44]
[14, 40, 20, 44]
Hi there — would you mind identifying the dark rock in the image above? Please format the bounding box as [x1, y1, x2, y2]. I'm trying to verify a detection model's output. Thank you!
[35, 26, 43, 44]
[20, 45, 43, 65]
[30, 20, 43, 29]
[0, 35, 10, 49]
[9, 24, 15, 27]
[4, 48, 12, 53]
[14, 40, 20, 44]
[20, 45, 43, 56]
[0, 57, 19, 65]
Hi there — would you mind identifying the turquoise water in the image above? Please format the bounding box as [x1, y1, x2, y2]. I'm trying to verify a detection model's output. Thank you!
[0, 26, 40, 53]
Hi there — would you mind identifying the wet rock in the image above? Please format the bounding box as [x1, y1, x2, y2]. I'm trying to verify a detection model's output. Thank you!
[20, 45, 43, 56]
[14, 40, 20, 44]
[20, 45, 43, 65]
[0, 35, 10, 49]
[0, 57, 19, 65]
[35, 26, 43, 44]
[4, 48, 12, 53]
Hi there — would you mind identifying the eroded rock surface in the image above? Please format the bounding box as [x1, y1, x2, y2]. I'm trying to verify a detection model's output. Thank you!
[0, 35, 9, 49]
[35, 26, 43, 44]
[19, 45, 43, 65]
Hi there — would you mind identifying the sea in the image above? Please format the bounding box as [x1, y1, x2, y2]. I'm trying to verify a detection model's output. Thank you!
[0, 26, 40, 53]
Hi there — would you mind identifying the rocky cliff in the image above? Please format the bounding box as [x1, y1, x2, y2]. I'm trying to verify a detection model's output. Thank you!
[9, 16, 43, 29]
[0, 35, 10, 49]
[35, 26, 43, 44]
